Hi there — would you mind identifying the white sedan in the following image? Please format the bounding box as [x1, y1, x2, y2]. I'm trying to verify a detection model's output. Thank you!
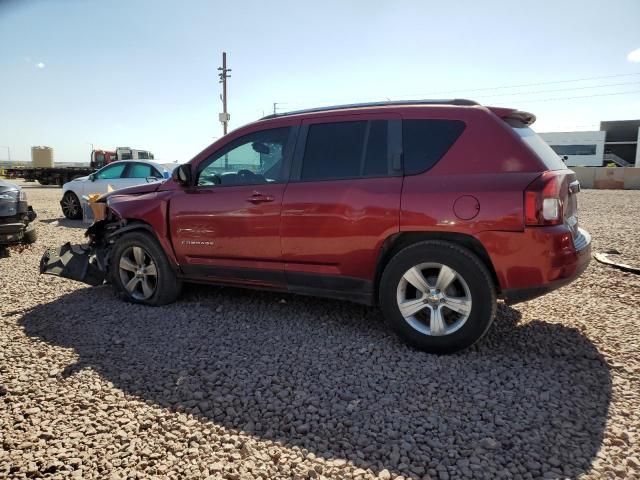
[60, 160, 171, 219]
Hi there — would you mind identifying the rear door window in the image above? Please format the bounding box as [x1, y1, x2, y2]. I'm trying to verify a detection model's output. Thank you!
[300, 120, 389, 181]
[402, 120, 465, 175]
[127, 163, 158, 178]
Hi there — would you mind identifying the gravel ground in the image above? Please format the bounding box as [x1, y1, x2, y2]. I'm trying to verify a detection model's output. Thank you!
[1, 181, 639, 480]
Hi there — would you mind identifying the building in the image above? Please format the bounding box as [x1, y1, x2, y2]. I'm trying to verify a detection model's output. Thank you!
[539, 119, 640, 167]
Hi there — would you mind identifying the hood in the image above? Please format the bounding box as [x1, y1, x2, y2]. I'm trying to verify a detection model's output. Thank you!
[98, 180, 162, 202]
[0, 179, 20, 193]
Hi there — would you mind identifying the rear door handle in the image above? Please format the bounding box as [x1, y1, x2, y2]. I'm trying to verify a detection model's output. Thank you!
[247, 192, 275, 204]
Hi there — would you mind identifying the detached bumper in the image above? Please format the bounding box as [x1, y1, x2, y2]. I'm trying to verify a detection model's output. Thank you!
[40, 242, 106, 286]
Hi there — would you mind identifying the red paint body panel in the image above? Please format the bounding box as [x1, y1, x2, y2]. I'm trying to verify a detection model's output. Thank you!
[100, 103, 590, 304]
[281, 176, 402, 279]
[168, 184, 287, 287]
[107, 191, 179, 267]
[476, 225, 590, 294]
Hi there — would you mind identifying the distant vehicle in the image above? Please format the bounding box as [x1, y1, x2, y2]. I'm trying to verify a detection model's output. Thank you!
[41, 99, 591, 354]
[91, 147, 155, 169]
[0, 179, 37, 246]
[4, 147, 155, 186]
[60, 160, 170, 219]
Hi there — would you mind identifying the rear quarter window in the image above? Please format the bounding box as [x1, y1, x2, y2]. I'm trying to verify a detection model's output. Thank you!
[515, 127, 567, 171]
[403, 120, 466, 175]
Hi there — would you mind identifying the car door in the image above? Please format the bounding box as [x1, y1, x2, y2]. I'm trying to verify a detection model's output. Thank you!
[169, 125, 297, 288]
[82, 162, 128, 196]
[281, 114, 403, 304]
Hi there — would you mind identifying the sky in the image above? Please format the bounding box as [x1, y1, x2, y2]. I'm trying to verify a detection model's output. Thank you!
[0, 0, 639, 164]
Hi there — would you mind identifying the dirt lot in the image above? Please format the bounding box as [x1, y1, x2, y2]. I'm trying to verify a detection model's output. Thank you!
[1, 181, 639, 480]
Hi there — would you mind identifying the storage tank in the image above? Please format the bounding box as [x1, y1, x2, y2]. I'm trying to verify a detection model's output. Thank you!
[31, 146, 54, 168]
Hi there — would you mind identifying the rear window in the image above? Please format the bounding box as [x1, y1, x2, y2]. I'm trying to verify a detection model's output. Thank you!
[515, 127, 567, 170]
[403, 120, 465, 175]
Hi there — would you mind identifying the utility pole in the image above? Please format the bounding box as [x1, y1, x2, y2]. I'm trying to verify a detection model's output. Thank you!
[217, 52, 231, 135]
[273, 102, 277, 115]
[0, 146, 10, 162]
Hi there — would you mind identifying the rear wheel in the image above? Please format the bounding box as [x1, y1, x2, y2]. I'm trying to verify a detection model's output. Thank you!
[61, 192, 82, 219]
[379, 241, 496, 354]
[110, 231, 182, 306]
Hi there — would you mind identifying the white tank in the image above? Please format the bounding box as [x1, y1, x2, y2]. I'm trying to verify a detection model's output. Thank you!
[31, 146, 54, 168]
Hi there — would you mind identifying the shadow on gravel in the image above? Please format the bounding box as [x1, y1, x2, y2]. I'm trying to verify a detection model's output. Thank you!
[39, 217, 85, 229]
[20, 285, 611, 479]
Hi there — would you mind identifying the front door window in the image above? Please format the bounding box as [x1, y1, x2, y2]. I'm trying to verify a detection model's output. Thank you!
[197, 127, 291, 187]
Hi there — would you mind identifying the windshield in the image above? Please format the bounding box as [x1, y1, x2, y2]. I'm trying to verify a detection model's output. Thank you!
[514, 127, 567, 171]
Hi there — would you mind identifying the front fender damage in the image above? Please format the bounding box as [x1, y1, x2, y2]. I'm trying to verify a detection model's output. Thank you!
[40, 218, 123, 286]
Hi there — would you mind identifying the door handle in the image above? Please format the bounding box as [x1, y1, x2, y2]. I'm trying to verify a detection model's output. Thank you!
[247, 193, 275, 204]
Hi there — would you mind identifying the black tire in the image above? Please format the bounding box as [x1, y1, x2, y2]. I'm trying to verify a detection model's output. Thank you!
[61, 192, 82, 220]
[379, 240, 496, 354]
[109, 231, 182, 306]
[23, 226, 37, 244]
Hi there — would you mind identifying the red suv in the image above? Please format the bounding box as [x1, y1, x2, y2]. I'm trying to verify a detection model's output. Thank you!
[41, 100, 591, 353]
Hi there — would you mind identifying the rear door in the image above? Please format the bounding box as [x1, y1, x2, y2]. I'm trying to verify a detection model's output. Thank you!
[281, 113, 402, 303]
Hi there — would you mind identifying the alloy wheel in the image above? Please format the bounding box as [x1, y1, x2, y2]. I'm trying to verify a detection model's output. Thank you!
[62, 193, 80, 219]
[396, 262, 472, 336]
[118, 246, 158, 300]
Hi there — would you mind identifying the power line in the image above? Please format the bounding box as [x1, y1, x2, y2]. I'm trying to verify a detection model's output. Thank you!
[475, 81, 640, 99]
[402, 72, 640, 97]
[513, 89, 640, 103]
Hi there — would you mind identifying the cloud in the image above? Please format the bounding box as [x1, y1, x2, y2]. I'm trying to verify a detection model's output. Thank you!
[628, 48, 640, 63]
[36, 62, 45, 69]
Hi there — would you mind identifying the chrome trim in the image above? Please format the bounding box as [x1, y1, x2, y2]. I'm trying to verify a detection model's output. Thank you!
[569, 180, 581, 194]
[573, 227, 591, 252]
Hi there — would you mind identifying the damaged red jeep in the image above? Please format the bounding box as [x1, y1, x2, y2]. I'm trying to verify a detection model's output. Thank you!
[41, 100, 591, 353]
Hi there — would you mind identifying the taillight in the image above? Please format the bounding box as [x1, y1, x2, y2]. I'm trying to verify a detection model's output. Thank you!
[524, 171, 565, 226]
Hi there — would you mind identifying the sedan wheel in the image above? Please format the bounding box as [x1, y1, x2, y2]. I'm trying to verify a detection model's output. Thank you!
[118, 246, 158, 300]
[61, 192, 82, 220]
[397, 262, 472, 336]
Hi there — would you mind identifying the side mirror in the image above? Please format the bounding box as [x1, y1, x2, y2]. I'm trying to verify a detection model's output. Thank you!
[145, 176, 158, 184]
[172, 164, 192, 186]
[89, 173, 96, 181]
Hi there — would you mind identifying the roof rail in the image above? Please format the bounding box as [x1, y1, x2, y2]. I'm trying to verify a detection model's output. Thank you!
[261, 99, 479, 119]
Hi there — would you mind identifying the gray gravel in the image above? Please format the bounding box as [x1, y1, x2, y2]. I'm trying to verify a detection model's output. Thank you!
[1, 181, 639, 480]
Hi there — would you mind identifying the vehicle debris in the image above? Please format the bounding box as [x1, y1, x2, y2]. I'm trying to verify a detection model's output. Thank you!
[594, 249, 640, 275]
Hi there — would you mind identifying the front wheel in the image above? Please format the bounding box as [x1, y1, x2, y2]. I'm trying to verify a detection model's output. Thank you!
[110, 231, 182, 306]
[379, 241, 496, 354]
[61, 192, 82, 219]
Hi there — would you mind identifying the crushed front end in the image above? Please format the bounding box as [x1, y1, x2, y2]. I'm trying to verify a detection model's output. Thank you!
[39, 206, 123, 286]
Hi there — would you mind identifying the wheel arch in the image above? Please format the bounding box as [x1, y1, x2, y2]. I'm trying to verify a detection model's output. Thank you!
[108, 219, 180, 270]
[374, 231, 500, 304]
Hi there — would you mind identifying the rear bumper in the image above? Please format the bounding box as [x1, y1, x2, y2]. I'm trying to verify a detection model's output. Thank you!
[478, 226, 592, 305]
